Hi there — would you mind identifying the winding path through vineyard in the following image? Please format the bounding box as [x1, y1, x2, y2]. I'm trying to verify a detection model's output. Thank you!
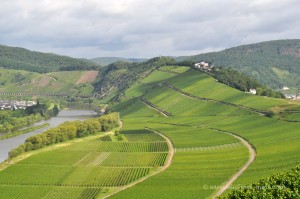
[103, 128, 174, 199]
[212, 131, 256, 198]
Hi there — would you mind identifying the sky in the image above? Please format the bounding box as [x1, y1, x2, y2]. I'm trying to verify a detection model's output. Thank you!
[0, 0, 299, 59]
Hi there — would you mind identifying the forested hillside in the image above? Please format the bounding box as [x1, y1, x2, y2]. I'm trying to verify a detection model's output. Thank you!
[0, 45, 98, 72]
[176, 39, 300, 91]
[90, 57, 146, 66]
[93, 57, 177, 101]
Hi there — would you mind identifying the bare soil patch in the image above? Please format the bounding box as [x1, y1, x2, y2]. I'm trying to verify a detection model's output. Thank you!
[76, 71, 99, 84]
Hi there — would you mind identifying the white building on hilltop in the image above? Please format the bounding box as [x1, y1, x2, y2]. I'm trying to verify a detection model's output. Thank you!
[248, 89, 257, 95]
[283, 86, 290, 90]
[194, 61, 214, 71]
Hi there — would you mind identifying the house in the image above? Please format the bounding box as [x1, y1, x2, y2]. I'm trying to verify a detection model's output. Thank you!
[283, 86, 290, 90]
[194, 61, 214, 71]
[249, 89, 257, 95]
[0, 100, 37, 110]
[244, 89, 257, 95]
[284, 94, 296, 99]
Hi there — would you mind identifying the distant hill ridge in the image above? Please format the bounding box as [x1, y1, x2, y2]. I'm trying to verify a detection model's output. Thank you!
[176, 39, 300, 92]
[90, 57, 147, 66]
[0, 44, 98, 73]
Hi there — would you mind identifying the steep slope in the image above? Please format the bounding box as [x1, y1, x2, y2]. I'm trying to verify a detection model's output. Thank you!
[176, 39, 300, 91]
[0, 44, 98, 73]
[0, 68, 97, 97]
[108, 66, 300, 198]
[93, 57, 177, 102]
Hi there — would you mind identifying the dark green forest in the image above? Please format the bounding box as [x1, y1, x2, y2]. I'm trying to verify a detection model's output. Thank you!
[90, 57, 146, 66]
[0, 45, 98, 73]
[176, 39, 300, 91]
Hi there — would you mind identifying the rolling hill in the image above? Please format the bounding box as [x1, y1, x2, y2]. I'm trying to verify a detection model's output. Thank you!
[0, 44, 98, 73]
[0, 68, 98, 97]
[1, 65, 300, 198]
[176, 39, 300, 93]
[90, 57, 146, 66]
[1, 40, 300, 198]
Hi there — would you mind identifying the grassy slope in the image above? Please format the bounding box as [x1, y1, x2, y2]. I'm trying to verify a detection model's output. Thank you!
[110, 66, 300, 198]
[0, 68, 97, 96]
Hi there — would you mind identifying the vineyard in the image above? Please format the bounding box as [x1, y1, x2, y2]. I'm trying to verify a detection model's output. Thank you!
[0, 129, 170, 198]
[109, 67, 300, 198]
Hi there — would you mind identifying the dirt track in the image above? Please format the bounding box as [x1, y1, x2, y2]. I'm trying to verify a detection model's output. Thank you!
[212, 131, 256, 198]
[103, 128, 174, 199]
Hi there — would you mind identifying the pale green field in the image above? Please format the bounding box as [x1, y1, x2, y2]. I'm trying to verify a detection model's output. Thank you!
[0, 68, 96, 96]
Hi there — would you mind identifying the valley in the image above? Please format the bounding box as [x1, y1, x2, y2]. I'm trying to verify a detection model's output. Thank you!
[0, 46, 299, 199]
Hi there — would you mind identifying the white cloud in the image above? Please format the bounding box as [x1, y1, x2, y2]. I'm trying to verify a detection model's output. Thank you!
[0, 0, 299, 58]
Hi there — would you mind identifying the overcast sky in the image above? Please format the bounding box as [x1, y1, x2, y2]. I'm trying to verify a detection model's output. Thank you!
[0, 0, 299, 58]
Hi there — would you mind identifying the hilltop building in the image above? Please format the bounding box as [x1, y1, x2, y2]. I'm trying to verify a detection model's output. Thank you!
[194, 61, 214, 71]
[283, 86, 290, 90]
[249, 89, 257, 95]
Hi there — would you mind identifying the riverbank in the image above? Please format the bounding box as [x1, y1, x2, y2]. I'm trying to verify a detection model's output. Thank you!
[0, 123, 50, 140]
[0, 109, 98, 163]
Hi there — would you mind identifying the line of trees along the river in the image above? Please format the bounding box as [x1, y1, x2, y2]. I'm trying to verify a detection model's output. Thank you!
[0, 102, 59, 134]
[8, 113, 119, 158]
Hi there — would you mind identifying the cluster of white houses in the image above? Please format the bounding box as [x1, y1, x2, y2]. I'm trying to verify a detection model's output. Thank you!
[284, 94, 300, 100]
[0, 100, 37, 110]
[194, 61, 214, 72]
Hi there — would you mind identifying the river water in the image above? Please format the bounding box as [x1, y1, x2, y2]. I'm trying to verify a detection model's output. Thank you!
[0, 109, 98, 163]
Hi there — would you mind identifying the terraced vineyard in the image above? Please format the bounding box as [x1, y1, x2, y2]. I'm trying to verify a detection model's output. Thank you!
[1, 66, 300, 198]
[109, 67, 300, 198]
[0, 129, 170, 198]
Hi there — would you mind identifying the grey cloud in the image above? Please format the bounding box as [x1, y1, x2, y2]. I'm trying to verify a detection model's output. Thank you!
[0, 0, 299, 58]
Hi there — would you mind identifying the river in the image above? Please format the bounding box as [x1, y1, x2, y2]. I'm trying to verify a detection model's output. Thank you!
[0, 109, 98, 163]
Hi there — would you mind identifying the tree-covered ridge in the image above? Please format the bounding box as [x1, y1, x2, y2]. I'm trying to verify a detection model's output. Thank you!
[90, 57, 146, 66]
[0, 44, 99, 73]
[93, 57, 177, 102]
[93, 56, 284, 102]
[176, 39, 300, 91]
[224, 165, 300, 198]
[8, 113, 119, 158]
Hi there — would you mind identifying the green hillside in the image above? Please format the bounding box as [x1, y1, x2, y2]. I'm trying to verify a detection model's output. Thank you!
[176, 39, 300, 92]
[1, 65, 300, 198]
[93, 57, 177, 102]
[0, 68, 98, 97]
[90, 57, 146, 66]
[109, 67, 300, 198]
[0, 44, 98, 73]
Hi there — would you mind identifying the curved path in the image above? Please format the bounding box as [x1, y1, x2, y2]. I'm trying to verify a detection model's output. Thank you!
[212, 130, 256, 198]
[103, 128, 174, 199]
